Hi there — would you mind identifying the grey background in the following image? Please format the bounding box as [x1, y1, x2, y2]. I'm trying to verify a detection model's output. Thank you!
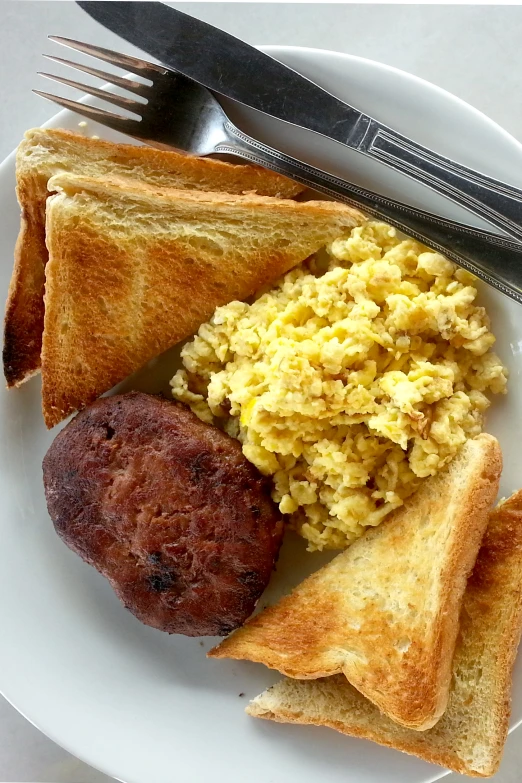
[1, 2, 522, 782]
[2, 1, 522, 162]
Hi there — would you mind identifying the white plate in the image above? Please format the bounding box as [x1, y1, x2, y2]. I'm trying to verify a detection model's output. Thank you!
[1, 45, 522, 783]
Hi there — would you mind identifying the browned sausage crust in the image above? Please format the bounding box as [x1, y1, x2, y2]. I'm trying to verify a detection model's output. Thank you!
[43, 392, 284, 636]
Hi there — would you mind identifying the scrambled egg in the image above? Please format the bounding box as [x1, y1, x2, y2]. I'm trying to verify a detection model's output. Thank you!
[171, 222, 507, 551]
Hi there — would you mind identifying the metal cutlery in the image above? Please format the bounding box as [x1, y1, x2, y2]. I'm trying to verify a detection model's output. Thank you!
[77, 0, 522, 243]
[35, 38, 522, 305]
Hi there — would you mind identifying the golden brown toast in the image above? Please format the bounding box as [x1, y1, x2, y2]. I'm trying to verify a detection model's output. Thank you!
[41, 172, 364, 429]
[247, 489, 522, 778]
[4, 128, 304, 388]
[209, 434, 502, 730]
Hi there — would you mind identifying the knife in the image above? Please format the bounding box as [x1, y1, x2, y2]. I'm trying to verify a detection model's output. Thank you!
[77, 1, 522, 242]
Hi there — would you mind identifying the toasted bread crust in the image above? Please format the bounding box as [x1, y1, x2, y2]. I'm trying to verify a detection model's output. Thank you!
[210, 435, 502, 730]
[4, 128, 305, 388]
[41, 173, 364, 428]
[247, 489, 522, 777]
[3, 172, 48, 386]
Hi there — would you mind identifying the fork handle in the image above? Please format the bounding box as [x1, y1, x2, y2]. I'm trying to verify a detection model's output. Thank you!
[352, 118, 522, 242]
[215, 122, 522, 305]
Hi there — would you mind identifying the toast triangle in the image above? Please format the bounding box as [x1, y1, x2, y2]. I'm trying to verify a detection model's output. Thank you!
[209, 434, 502, 730]
[41, 172, 364, 428]
[247, 490, 522, 778]
[4, 128, 304, 388]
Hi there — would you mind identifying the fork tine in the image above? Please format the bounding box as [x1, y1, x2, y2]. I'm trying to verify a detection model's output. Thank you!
[48, 36, 166, 80]
[37, 72, 144, 114]
[33, 90, 141, 136]
[42, 54, 149, 97]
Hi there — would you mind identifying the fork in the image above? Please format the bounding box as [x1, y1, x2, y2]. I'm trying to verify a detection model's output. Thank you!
[35, 37, 522, 306]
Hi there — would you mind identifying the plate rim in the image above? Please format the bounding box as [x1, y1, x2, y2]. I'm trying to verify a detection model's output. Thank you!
[2, 43, 521, 783]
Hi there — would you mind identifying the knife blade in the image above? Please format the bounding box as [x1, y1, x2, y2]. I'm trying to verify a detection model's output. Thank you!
[76, 1, 366, 146]
[76, 1, 522, 242]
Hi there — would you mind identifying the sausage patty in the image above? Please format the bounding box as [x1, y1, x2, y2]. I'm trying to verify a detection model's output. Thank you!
[43, 391, 284, 636]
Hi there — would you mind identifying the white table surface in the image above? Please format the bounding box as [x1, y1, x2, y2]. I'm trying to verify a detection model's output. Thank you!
[1, 2, 522, 781]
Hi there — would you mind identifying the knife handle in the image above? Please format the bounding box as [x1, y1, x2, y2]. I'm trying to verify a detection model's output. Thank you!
[215, 122, 522, 305]
[354, 118, 522, 242]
